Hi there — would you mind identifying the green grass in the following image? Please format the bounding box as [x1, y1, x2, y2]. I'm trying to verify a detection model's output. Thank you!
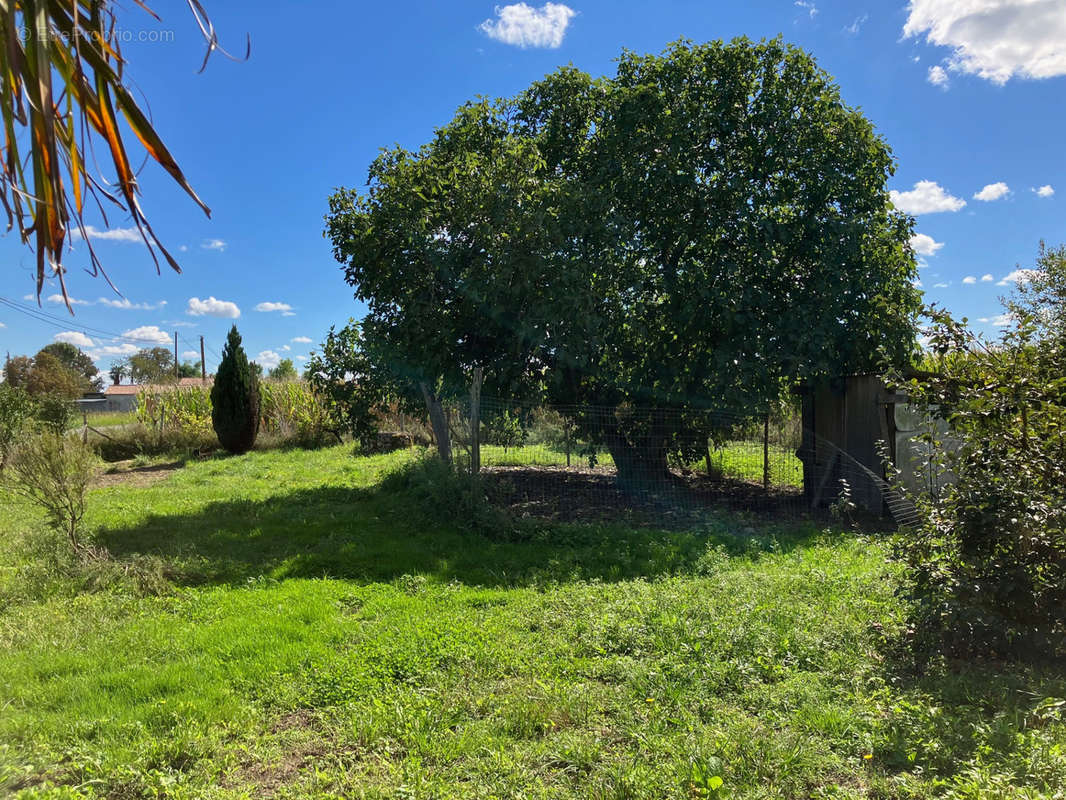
[1, 445, 1064, 798]
[479, 441, 803, 489]
[79, 411, 137, 429]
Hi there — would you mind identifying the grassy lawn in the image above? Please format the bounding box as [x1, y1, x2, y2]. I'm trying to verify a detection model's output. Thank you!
[1, 445, 1064, 798]
[79, 411, 138, 429]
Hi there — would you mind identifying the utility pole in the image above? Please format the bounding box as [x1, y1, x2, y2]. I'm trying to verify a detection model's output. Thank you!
[173, 331, 179, 379]
[200, 336, 207, 383]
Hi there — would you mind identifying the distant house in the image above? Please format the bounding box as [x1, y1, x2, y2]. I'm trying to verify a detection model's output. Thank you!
[101, 376, 213, 414]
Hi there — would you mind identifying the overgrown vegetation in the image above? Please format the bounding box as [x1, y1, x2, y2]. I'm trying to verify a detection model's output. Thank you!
[899, 244, 1066, 662]
[1, 444, 1064, 798]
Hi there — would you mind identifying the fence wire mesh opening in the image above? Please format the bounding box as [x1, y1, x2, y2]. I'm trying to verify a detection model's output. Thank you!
[404, 394, 910, 529]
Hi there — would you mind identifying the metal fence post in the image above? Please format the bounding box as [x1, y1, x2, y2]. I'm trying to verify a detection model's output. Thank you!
[763, 413, 770, 490]
[470, 367, 483, 474]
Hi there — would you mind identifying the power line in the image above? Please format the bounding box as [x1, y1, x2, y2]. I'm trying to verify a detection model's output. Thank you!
[0, 295, 183, 349]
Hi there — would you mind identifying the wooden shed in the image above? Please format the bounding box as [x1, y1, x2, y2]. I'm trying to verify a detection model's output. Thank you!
[796, 375, 898, 514]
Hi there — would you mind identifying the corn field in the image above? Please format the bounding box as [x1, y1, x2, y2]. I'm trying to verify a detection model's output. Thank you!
[136, 382, 333, 446]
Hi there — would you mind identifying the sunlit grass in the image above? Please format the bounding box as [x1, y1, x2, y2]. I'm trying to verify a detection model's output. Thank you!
[0, 444, 1063, 798]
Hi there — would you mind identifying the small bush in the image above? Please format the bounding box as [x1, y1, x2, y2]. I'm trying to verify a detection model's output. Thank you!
[5, 432, 99, 556]
[0, 384, 36, 470]
[34, 393, 75, 434]
[525, 407, 574, 450]
[380, 455, 515, 538]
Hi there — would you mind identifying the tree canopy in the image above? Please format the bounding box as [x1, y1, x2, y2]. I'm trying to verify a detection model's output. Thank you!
[326, 38, 921, 479]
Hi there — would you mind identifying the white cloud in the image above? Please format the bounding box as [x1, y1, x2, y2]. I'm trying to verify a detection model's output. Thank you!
[981, 273, 994, 282]
[186, 296, 240, 318]
[478, 2, 576, 48]
[255, 301, 293, 313]
[256, 350, 282, 369]
[0, 322, 5, 328]
[910, 232, 945, 256]
[98, 297, 166, 310]
[794, 0, 818, 18]
[282, 311, 296, 317]
[181, 350, 200, 360]
[88, 343, 140, 362]
[927, 64, 950, 87]
[46, 293, 92, 306]
[974, 181, 1010, 201]
[904, 0, 1066, 84]
[1035, 184, 1055, 197]
[280, 345, 291, 351]
[844, 14, 867, 34]
[201, 238, 227, 252]
[54, 331, 94, 348]
[295, 355, 308, 361]
[890, 180, 966, 214]
[997, 269, 1038, 286]
[122, 325, 172, 345]
[292, 336, 312, 344]
[978, 313, 1014, 327]
[962, 275, 977, 284]
[933, 281, 950, 288]
[71, 225, 142, 243]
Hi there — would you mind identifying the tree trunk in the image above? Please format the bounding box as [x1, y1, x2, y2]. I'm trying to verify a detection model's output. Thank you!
[604, 431, 671, 489]
[420, 383, 452, 465]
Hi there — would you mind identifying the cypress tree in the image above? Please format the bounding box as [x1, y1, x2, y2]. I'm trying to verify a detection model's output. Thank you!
[211, 325, 260, 453]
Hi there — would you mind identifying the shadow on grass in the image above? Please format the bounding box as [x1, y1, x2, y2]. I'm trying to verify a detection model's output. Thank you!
[95, 475, 830, 590]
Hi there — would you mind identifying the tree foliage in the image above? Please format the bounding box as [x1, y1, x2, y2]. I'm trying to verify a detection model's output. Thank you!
[305, 321, 384, 448]
[267, 358, 297, 382]
[124, 347, 174, 385]
[899, 245, 1066, 661]
[210, 325, 259, 454]
[26, 351, 86, 399]
[3, 355, 34, 389]
[325, 38, 920, 482]
[38, 343, 101, 391]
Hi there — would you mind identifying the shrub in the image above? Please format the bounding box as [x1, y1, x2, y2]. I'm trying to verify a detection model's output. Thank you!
[0, 384, 36, 470]
[379, 455, 515, 538]
[304, 320, 383, 448]
[5, 432, 99, 555]
[898, 285, 1066, 661]
[525, 407, 574, 450]
[211, 325, 260, 454]
[484, 409, 526, 452]
[34, 393, 75, 434]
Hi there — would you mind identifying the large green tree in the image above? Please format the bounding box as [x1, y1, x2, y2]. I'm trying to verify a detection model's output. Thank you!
[326, 38, 921, 482]
[37, 343, 101, 391]
[125, 347, 174, 385]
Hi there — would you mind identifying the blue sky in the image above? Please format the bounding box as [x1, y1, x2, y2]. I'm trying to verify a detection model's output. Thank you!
[1, 0, 1063, 372]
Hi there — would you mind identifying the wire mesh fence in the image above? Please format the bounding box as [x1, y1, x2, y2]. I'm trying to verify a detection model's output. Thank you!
[404, 392, 915, 530]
